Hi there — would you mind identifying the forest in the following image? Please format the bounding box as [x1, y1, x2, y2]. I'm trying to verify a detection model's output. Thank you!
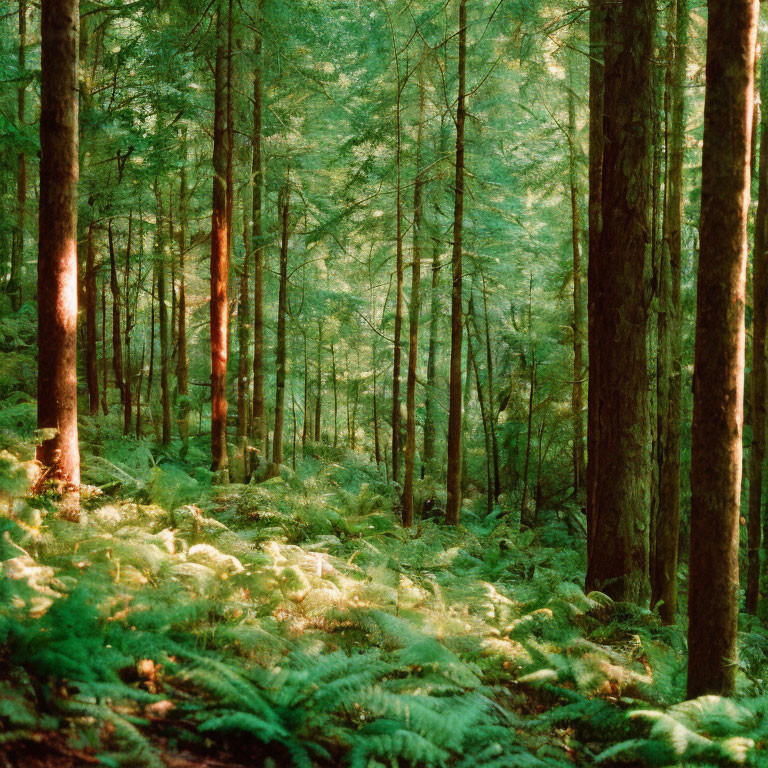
[2, 0, 768, 765]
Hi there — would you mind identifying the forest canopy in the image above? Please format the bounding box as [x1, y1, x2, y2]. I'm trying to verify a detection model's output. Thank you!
[1, 0, 768, 766]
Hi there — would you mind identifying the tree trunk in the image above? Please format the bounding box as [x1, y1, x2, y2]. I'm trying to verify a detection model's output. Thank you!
[445, 0, 467, 526]
[567, 47, 585, 498]
[688, 0, 757, 698]
[467, 312, 492, 515]
[314, 321, 322, 442]
[423, 240, 441, 475]
[653, 0, 688, 625]
[177, 136, 190, 445]
[270, 184, 290, 472]
[36, 0, 80, 491]
[101, 278, 109, 415]
[210, 0, 230, 479]
[251, 0, 266, 452]
[84, 221, 99, 415]
[481, 274, 501, 501]
[520, 351, 536, 527]
[332, 341, 339, 448]
[10, 0, 27, 311]
[302, 331, 310, 447]
[585, 0, 653, 604]
[123, 211, 133, 436]
[586, 0, 605, 579]
[108, 221, 125, 404]
[155, 186, 171, 446]
[402, 64, 425, 527]
[237, 192, 251, 446]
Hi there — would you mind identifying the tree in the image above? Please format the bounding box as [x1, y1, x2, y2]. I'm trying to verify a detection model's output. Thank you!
[585, 0, 653, 603]
[36, 0, 80, 491]
[688, 0, 758, 698]
[445, 0, 467, 526]
[402, 63, 425, 527]
[210, 0, 230, 479]
[652, 0, 688, 624]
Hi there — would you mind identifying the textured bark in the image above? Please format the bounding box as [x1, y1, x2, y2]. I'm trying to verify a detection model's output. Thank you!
[585, 0, 604, 575]
[585, 0, 653, 603]
[84, 221, 99, 415]
[270, 185, 290, 472]
[251, 0, 266, 451]
[653, 0, 688, 625]
[10, 0, 27, 311]
[36, 0, 80, 490]
[567, 49, 585, 498]
[177, 139, 190, 444]
[402, 66, 425, 527]
[445, 0, 467, 526]
[688, 0, 757, 698]
[422, 240, 441, 474]
[210, 0, 230, 478]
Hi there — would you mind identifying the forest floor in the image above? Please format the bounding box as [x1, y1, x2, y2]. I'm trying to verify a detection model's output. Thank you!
[2, 423, 768, 767]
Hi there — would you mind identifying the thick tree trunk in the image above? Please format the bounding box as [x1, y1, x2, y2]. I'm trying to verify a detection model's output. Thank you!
[567, 49, 585, 498]
[84, 221, 99, 415]
[270, 184, 290, 472]
[402, 65, 425, 527]
[585, 0, 653, 604]
[251, 0, 266, 452]
[10, 0, 27, 311]
[210, 0, 230, 478]
[423, 240, 441, 475]
[177, 140, 190, 445]
[445, 0, 467, 526]
[36, 0, 80, 491]
[688, 0, 757, 698]
[586, 0, 605, 577]
[653, 0, 688, 625]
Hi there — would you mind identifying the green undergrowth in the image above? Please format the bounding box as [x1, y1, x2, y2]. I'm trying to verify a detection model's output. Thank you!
[2, 439, 768, 767]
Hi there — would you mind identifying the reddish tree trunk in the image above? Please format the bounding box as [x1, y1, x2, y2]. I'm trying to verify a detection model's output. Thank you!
[210, 0, 230, 478]
[36, 0, 80, 490]
[688, 0, 757, 698]
[445, 0, 467, 526]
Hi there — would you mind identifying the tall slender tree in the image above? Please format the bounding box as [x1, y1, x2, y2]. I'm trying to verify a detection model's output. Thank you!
[36, 0, 80, 491]
[688, 0, 758, 697]
[10, 0, 27, 310]
[445, 0, 467, 526]
[210, 0, 230, 478]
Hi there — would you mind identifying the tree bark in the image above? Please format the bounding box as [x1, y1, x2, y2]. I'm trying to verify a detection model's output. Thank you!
[10, 0, 27, 311]
[101, 277, 108, 415]
[270, 184, 290, 472]
[36, 0, 80, 491]
[585, 0, 653, 604]
[445, 0, 467, 526]
[314, 321, 322, 442]
[237, 191, 251, 446]
[210, 0, 230, 478]
[423, 240, 441, 475]
[123, 211, 133, 436]
[177, 135, 190, 445]
[108, 221, 125, 405]
[251, 0, 266, 453]
[155, 186, 171, 446]
[567, 47, 585, 499]
[586, 0, 605, 579]
[481, 274, 500, 502]
[84, 221, 99, 415]
[688, 0, 757, 698]
[652, 0, 688, 625]
[402, 64, 425, 527]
